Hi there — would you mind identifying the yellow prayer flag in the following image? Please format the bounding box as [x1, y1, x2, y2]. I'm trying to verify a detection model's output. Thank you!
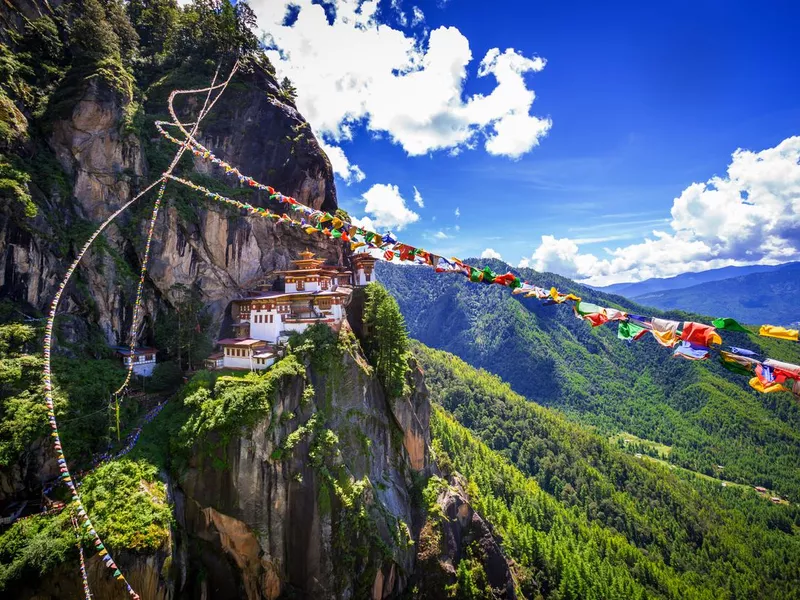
[749, 376, 788, 394]
[759, 325, 799, 341]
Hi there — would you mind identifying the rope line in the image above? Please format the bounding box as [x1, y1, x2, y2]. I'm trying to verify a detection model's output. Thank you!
[42, 61, 239, 599]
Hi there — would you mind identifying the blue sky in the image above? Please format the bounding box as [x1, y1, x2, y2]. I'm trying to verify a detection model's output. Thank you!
[254, 0, 800, 284]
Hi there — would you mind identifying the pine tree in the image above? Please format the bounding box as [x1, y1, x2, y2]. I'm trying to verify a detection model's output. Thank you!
[363, 283, 410, 397]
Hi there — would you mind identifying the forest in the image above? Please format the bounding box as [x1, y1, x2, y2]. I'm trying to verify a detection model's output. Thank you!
[378, 258, 800, 500]
[419, 342, 800, 599]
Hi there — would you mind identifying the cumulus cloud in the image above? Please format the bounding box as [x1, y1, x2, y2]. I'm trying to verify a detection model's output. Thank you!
[318, 138, 366, 183]
[413, 186, 424, 207]
[255, 0, 551, 176]
[481, 248, 502, 260]
[455, 207, 460, 217]
[360, 184, 421, 230]
[521, 136, 800, 284]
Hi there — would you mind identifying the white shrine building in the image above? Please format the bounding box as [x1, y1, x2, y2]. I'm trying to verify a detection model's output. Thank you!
[114, 347, 157, 377]
[212, 250, 378, 371]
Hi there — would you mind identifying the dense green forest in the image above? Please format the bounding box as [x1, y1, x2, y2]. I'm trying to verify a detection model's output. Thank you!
[377, 259, 800, 500]
[419, 342, 800, 599]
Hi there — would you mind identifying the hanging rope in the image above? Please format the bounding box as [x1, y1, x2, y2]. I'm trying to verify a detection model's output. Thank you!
[43, 62, 239, 599]
[71, 513, 93, 600]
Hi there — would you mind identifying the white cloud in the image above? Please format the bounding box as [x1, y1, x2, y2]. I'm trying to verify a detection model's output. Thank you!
[413, 186, 424, 207]
[455, 207, 460, 217]
[256, 0, 551, 165]
[481, 248, 502, 260]
[351, 215, 377, 231]
[360, 183, 421, 230]
[391, 0, 407, 26]
[411, 6, 425, 27]
[521, 136, 800, 284]
[434, 231, 449, 239]
[318, 138, 366, 183]
[518, 257, 531, 269]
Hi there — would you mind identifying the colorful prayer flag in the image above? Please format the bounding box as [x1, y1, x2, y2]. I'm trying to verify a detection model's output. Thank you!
[673, 341, 709, 361]
[759, 325, 799, 341]
[681, 322, 722, 347]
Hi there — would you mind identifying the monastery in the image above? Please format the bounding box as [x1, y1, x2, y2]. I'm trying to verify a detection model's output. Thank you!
[207, 250, 378, 371]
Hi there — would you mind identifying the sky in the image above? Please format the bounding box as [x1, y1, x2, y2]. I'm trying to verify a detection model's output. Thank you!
[247, 0, 800, 285]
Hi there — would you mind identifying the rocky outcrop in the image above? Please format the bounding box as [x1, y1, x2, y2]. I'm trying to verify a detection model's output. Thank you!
[414, 473, 517, 599]
[175, 327, 430, 599]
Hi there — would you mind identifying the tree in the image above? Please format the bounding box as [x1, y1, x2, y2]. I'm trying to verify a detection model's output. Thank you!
[153, 283, 213, 371]
[280, 76, 297, 102]
[363, 283, 409, 397]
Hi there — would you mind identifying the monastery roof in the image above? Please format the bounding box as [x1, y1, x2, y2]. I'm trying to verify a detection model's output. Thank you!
[217, 338, 267, 347]
[237, 289, 350, 301]
[113, 346, 156, 356]
[273, 266, 352, 276]
[253, 351, 276, 359]
[206, 352, 224, 360]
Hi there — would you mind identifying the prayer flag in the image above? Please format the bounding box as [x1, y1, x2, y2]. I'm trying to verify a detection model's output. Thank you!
[729, 346, 758, 356]
[618, 321, 648, 341]
[681, 322, 722, 347]
[763, 359, 800, 379]
[759, 325, 799, 341]
[712, 317, 749, 332]
[651, 318, 681, 348]
[749, 377, 788, 394]
[673, 341, 709, 361]
[720, 351, 759, 376]
[605, 308, 628, 322]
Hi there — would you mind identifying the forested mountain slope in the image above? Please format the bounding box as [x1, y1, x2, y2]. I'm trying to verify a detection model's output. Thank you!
[420, 342, 800, 599]
[377, 259, 800, 500]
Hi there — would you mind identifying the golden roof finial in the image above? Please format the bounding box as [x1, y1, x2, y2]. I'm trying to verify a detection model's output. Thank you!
[300, 248, 315, 260]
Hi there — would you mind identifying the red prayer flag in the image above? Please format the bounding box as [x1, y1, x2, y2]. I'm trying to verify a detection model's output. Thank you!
[681, 322, 721, 347]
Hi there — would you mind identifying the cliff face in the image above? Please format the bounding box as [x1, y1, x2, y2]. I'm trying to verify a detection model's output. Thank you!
[1, 48, 338, 347]
[175, 336, 430, 599]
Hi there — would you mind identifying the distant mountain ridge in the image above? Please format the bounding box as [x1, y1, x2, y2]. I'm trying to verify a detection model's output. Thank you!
[596, 262, 797, 298]
[632, 262, 800, 327]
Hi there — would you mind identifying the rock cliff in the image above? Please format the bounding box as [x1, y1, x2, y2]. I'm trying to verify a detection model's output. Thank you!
[1, 37, 338, 347]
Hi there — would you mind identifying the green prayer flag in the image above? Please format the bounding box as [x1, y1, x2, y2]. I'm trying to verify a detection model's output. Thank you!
[481, 266, 496, 283]
[712, 317, 749, 333]
[469, 267, 483, 282]
[331, 229, 342, 239]
[509, 277, 522, 290]
[618, 321, 646, 341]
[576, 301, 603, 316]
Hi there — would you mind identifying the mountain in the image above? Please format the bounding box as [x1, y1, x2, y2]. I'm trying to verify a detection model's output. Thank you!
[376, 258, 800, 501]
[633, 262, 800, 327]
[419, 342, 800, 599]
[596, 263, 794, 297]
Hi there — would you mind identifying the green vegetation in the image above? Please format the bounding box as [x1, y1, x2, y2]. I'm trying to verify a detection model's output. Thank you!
[0, 511, 73, 591]
[363, 283, 410, 397]
[378, 259, 800, 500]
[419, 342, 800, 599]
[179, 356, 305, 450]
[79, 459, 172, 550]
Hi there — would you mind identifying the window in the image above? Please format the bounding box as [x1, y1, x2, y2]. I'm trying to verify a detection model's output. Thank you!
[365, 273, 371, 282]
[296, 280, 305, 290]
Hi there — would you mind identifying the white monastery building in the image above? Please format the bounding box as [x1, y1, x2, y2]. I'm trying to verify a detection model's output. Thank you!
[212, 250, 378, 371]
